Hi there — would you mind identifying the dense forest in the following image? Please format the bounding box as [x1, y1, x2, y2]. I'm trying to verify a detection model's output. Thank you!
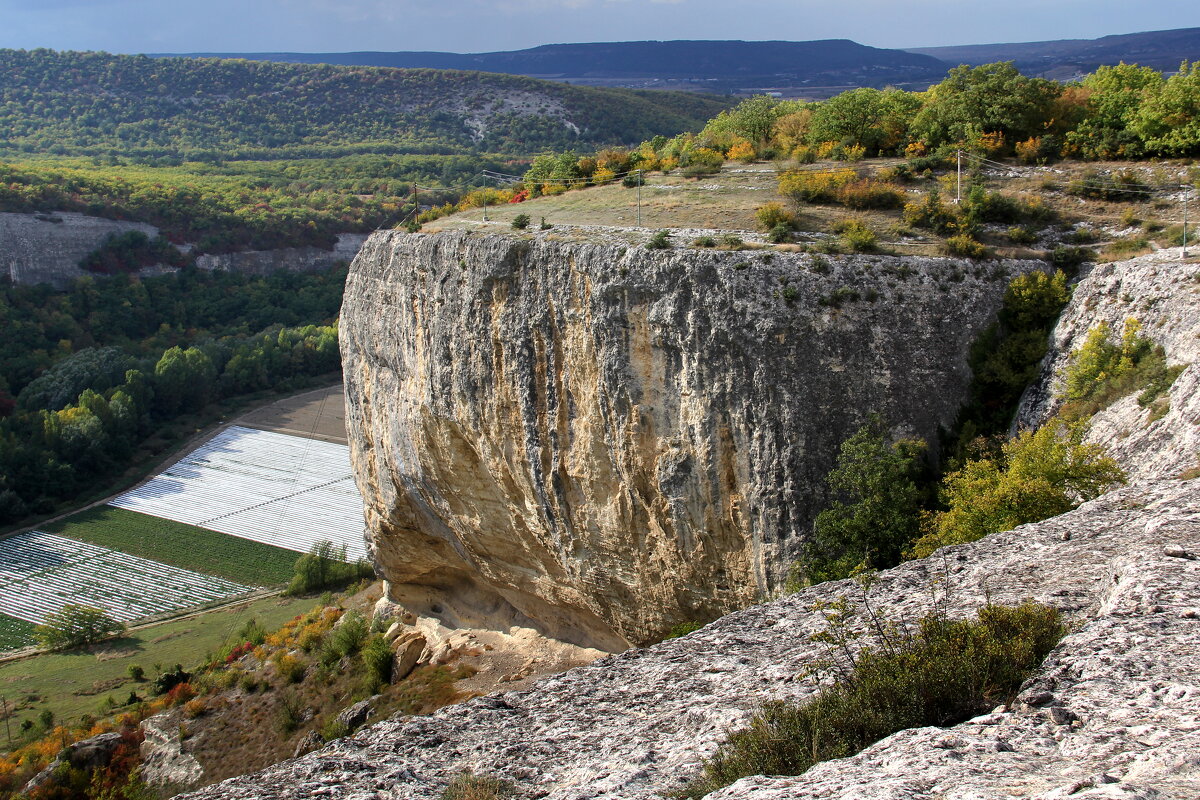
[0, 49, 729, 160]
[0, 156, 478, 252]
[0, 49, 727, 252]
[0, 267, 348, 525]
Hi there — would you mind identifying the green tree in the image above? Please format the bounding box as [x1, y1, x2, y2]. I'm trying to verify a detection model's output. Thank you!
[807, 88, 917, 154]
[700, 95, 784, 147]
[153, 346, 216, 416]
[1066, 63, 1163, 159]
[1131, 61, 1200, 156]
[34, 604, 125, 650]
[908, 418, 1124, 559]
[911, 62, 1061, 148]
[797, 417, 926, 585]
[287, 540, 374, 595]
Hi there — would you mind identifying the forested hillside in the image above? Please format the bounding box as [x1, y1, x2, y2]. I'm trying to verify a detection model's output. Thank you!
[0, 49, 729, 160]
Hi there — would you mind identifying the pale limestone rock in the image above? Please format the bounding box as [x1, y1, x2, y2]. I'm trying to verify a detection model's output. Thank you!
[140, 711, 205, 789]
[341, 229, 1046, 647]
[1017, 248, 1200, 481]
[391, 632, 426, 681]
[178, 479, 1200, 800]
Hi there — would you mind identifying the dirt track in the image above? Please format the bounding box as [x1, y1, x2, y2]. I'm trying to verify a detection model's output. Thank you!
[235, 384, 347, 444]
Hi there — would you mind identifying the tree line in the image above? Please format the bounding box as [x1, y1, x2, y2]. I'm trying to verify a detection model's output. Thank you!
[515, 60, 1200, 197]
[0, 266, 348, 525]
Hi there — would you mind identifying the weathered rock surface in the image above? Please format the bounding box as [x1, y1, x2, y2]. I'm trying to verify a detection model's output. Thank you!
[1017, 248, 1200, 482]
[181, 478, 1200, 800]
[194, 233, 369, 276]
[24, 731, 126, 794]
[141, 711, 206, 789]
[341, 229, 1045, 646]
[0, 211, 367, 286]
[0, 211, 159, 287]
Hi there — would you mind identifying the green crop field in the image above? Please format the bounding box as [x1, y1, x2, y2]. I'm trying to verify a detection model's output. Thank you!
[42, 508, 298, 588]
[0, 616, 38, 652]
[0, 594, 309, 734]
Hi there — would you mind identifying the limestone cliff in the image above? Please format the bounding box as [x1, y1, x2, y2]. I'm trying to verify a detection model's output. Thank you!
[341, 229, 1046, 647]
[0, 211, 159, 287]
[0, 211, 367, 287]
[1017, 248, 1200, 481]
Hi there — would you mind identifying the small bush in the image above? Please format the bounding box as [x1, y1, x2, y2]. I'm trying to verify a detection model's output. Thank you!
[678, 601, 1064, 799]
[941, 235, 990, 259]
[154, 665, 191, 696]
[441, 772, 517, 800]
[908, 418, 1124, 559]
[1049, 246, 1090, 272]
[511, 214, 530, 230]
[361, 634, 394, 689]
[321, 610, 369, 666]
[819, 287, 860, 308]
[646, 230, 671, 250]
[275, 653, 308, 684]
[767, 223, 793, 244]
[692, 236, 717, 248]
[1006, 226, 1039, 245]
[287, 540, 374, 596]
[837, 180, 905, 210]
[276, 691, 305, 734]
[1068, 169, 1150, 201]
[832, 218, 877, 252]
[1063, 318, 1183, 416]
[127, 665, 145, 682]
[681, 164, 720, 179]
[755, 202, 798, 232]
[1103, 237, 1152, 259]
[903, 191, 959, 235]
[664, 621, 703, 640]
[778, 168, 857, 204]
[720, 234, 745, 250]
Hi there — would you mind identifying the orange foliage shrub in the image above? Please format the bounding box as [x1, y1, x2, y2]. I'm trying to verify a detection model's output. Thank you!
[726, 138, 756, 162]
[977, 131, 1006, 155]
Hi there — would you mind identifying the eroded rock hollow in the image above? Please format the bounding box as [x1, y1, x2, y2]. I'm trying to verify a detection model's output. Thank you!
[341, 230, 1044, 647]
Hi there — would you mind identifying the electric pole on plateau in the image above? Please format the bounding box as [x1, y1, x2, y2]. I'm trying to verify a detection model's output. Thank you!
[956, 150, 963, 204]
[1184, 183, 1191, 260]
[637, 170, 643, 227]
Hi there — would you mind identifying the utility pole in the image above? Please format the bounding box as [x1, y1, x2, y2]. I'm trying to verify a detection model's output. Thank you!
[955, 149, 963, 204]
[1184, 183, 1191, 260]
[633, 170, 643, 227]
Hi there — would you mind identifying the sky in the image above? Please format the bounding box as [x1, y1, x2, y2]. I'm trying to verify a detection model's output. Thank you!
[0, 0, 1195, 55]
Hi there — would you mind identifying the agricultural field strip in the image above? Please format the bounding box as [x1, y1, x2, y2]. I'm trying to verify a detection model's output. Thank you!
[109, 426, 368, 559]
[0, 531, 252, 624]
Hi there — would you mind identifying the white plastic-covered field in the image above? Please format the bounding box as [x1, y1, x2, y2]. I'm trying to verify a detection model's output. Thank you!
[110, 426, 367, 559]
[0, 531, 251, 624]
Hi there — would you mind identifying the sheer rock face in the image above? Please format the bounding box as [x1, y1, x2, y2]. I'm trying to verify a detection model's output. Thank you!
[341, 229, 1043, 647]
[0, 211, 159, 287]
[179, 479, 1200, 800]
[1017, 248, 1200, 482]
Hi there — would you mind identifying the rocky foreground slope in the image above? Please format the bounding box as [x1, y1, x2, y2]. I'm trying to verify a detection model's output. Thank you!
[340, 230, 1045, 647]
[184, 477, 1200, 800]
[185, 246, 1200, 800]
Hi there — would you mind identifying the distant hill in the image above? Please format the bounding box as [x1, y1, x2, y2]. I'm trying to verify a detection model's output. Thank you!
[908, 27, 1200, 79]
[163, 28, 1200, 97]
[0, 49, 731, 161]
[159, 39, 951, 96]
